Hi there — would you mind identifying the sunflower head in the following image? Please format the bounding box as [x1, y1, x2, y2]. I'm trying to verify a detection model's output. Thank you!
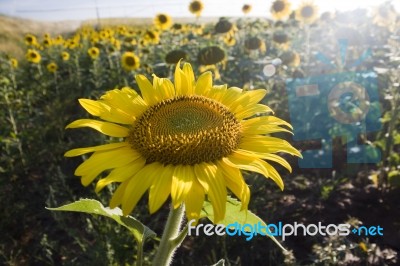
[9, 58, 18, 69]
[244, 36, 266, 52]
[121, 52, 140, 71]
[26, 49, 41, 64]
[43, 38, 52, 47]
[65, 62, 300, 223]
[273, 31, 290, 50]
[242, 4, 252, 14]
[280, 50, 301, 67]
[165, 50, 189, 64]
[154, 13, 173, 30]
[295, 2, 319, 24]
[47, 62, 58, 73]
[88, 47, 100, 59]
[214, 18, 234, 34]
[270, 0, 291, 20]
[143, 30, 160, 45]
[223, 35, 236, 47]
[61, 51, 70, 61]
[25, 34, 37, 46]
[198, 46, 226, 66]
[189, 0, 204, 17]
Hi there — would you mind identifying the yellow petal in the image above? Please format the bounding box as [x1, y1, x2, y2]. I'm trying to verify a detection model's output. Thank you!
[235, 104, 273, 120]
[79, 99, 135, 125]
[206, 84, 227, 102]
[156, 77, 175, 100]
[241, 151, 292, 172]
[76, 146, 141, 186]
[239, 135, 302, 157]
[110, 181, 130, 208]
[66, 119, 129, 137]
[64, 142, 128, 157]
[242, 124, 292, 135]
[182, 62, 195, 94]
[148, 164, 174, 213]
[229, 89, 267, 114]
[184, 178, 205, 221]
[194, 162, 227, 223]
[241, 116, 293, 130]
[219, 87, 243, 109]
[101, 88, 147, 119]
[171, 165, 194, 209]
[95, 157, 146, 192]
[195, 71, 212, 95]
[224, 150, 284, 190]
[217, 160, 250, 210]
[174, 62, 189, 96]
[79, 99, 134, 125]
[135, 74, 158, 106]
[121, 162, 164, 215]
[78, 99, 103, 117]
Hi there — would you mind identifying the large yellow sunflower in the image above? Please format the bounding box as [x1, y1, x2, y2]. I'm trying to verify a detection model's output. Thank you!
[65, 62, 300, 222]
[295, 1, 319, 24]
[270, 0, 291, 20]
[154, 13, 173, 30]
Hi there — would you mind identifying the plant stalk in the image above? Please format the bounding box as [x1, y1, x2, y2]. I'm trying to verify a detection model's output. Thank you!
[152, 205, 186, 266]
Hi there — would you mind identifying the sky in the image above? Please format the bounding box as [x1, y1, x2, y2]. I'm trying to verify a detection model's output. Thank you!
[0, 0, 398, 21]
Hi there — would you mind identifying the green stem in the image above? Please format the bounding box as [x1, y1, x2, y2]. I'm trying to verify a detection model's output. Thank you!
[152, 205, 186, 266]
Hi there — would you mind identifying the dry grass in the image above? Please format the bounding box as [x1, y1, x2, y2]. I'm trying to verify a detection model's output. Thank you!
[0, 15, 81, 58]
[0, 15, 219, 58]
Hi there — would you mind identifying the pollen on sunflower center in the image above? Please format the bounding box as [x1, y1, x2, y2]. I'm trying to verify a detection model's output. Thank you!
[128, 95, 241, 165]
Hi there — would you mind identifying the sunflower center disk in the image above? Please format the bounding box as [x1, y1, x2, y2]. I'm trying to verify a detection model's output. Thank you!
[129, 95, 241, 165]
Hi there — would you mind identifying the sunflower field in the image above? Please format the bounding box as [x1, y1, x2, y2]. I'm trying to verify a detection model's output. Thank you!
[0, 0, 399, 265]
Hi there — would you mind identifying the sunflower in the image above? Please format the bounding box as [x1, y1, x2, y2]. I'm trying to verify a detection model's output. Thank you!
[25, 34, 38, 46]
[223, 35, 236, 47]
[280, 50, 301, 67]
[9, 58, 18, 69]
[270, 0, 291, 20]
[214, 18, 234, 34]
[198, 46, 226, 66]
[43, 38, 52, 47]
[154, 13, 173, 30]
[244, 36, 266, 53]
[295, 2, 319, 24]
[165, 50, 189, 64]
[65, 62, 300, 222]
[189, 0, 204, 17]
[242, 4, 252, 14]
[272, 31, 290, 50]
[143, 30, 160, 45]
[88, 47, 100, 60]
[121, 52, 140, 71]
[26, 49, 41, 64]
[47, 62, 58, 73]
[61, 51, 70, 61]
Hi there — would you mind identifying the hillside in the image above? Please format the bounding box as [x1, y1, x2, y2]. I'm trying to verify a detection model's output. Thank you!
[0, 15, 81, 58]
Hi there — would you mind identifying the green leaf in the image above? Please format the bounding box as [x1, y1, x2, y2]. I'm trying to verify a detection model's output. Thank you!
[47, 199, 156, 264]
[200, 197, 286, 251]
